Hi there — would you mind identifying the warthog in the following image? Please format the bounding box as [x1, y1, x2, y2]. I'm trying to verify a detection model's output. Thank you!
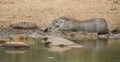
[49, 17, 112, 36]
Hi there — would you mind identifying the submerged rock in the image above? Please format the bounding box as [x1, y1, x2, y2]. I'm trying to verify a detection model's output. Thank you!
[1, 42, 30, 49]
[10, 21, 37, 29]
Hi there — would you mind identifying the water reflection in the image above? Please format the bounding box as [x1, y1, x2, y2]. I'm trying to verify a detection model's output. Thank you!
[4, 49, 28, 54]
[80, 38, 109, 51]
[46, 47, 72, 52]
[0, 38, 120, 62]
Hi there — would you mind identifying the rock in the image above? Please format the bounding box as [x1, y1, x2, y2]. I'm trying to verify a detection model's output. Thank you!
[41, 36, 83, 48]
[1, 42, 30, 49]
[0, 39, 7, 44]
[10, 21, 37, 29]
[13, 34, 28, 41]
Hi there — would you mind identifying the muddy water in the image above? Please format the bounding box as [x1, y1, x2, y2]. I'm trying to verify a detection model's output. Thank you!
[0, 38, 120, 62]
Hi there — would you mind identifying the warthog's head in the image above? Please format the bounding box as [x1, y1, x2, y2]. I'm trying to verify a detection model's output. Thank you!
[51, 17, 71, 30]
[52, 18, 66, 27]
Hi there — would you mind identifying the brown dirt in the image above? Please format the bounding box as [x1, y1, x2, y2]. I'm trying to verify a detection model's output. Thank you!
[0, 0, 120, 30]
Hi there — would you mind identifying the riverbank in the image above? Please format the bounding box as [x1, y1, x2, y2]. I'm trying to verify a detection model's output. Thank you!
[0, 0, 120, 30]
[0, 26, 120, 40]
[0, 0, 120, 40]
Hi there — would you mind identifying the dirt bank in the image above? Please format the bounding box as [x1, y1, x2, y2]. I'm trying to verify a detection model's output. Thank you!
[0, 0, 120, 30]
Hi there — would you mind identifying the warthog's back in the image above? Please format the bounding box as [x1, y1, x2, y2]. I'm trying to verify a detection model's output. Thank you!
[81, 18, 108, 33]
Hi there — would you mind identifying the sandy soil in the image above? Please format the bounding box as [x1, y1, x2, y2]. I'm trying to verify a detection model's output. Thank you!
[0, 0, 120, 30]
